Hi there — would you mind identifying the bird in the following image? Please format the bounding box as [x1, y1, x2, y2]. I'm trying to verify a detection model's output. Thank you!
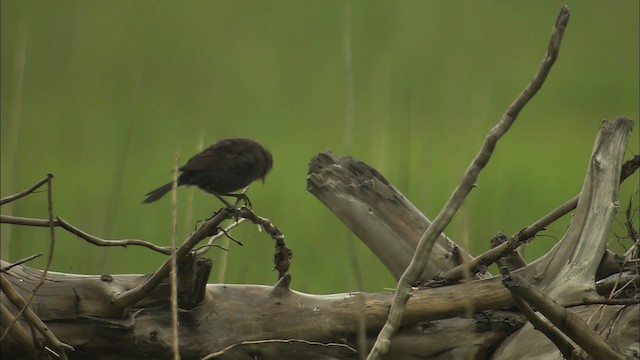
[143, 138, 272, 207]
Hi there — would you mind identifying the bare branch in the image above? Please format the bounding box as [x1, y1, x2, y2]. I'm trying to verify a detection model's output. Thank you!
[203, 339, 357, 359]
[170, 151, 180, 360]
[620, 154, 639, 182]
[0, 175, 48, 206]
[0, 215, 171, 255]
[111, 207, 229, 310]
[564, 298, 640, 308]
[0, 253, 42, 272]
[367, 6, 571, 359]
[501, 270, 625, 360]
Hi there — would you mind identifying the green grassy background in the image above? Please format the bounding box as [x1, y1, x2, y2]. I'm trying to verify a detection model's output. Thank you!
[2, 1, 638, 294]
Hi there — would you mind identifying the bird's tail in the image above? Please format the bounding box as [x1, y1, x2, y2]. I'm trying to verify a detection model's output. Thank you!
[143, 182, 174, 203]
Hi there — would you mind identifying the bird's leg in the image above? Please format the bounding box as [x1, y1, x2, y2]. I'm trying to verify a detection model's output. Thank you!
[223, 193, 252, 209]
[211, 193, 243, 223]
[221, 187, 252, 209]
[212, 193, 235, 209]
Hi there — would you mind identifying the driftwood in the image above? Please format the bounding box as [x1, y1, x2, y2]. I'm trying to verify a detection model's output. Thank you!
[1, 117, 637, 360]
[1, 5, 639, 359]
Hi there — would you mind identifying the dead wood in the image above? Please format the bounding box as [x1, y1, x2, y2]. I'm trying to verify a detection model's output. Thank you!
[1, 259, 524, 359]
[1, 118, 637, 360]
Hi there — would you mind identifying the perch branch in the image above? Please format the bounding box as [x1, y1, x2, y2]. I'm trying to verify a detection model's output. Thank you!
[0, 215, 172, 255]
[111, 207, 229, 310]
[501, 270, 624, 360]
[367, 6, 570, 359]
[111, 206, 287, 310]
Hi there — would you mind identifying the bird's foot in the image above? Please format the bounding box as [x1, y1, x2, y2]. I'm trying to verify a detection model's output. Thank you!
[223, 193, 252, 209]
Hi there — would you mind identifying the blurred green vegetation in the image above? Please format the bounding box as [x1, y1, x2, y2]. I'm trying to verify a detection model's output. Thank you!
[1, 1, 638, 294]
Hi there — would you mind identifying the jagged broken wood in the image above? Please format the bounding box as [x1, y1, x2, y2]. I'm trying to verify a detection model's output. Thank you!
[307, 152, 475, 282]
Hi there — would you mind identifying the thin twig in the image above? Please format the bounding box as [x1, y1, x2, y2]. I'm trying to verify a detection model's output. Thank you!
[195, 219, 247, 283]
[564, 298, 640, 308]
[2, 22, 28, 218]
[0, 253, 43, 272]
[193, 243, 229, 253]
[0, 176, 48, 206]
[343, 4, 366, 358]
[367, 7, 571, 359]
[215, 225, 244, 246]
[203, 338, 357, 359]
[170, 151, 180, 360]
[194, 211, 247, 256]
[0, 215, 171, 255]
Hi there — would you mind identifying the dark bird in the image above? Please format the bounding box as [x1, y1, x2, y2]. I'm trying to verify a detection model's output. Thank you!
[143, 138, 272, 206]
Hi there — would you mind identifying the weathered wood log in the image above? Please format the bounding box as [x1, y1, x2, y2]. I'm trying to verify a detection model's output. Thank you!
[0, 260, 523, 359]
[307, 152, 476, 282]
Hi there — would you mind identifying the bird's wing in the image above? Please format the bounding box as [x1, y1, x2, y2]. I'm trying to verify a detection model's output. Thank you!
[179, 139, 255, 172]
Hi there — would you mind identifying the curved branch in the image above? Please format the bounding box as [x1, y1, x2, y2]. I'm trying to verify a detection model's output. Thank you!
[111, 208, 230, 310]
[0, 175, 49, 206]
[442, 154, 639, 282]
[0, 215, 172, 255]
[367, 6, 571, 359]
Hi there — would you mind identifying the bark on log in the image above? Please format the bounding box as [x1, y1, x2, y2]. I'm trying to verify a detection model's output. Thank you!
[1, 260, 522, 359]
